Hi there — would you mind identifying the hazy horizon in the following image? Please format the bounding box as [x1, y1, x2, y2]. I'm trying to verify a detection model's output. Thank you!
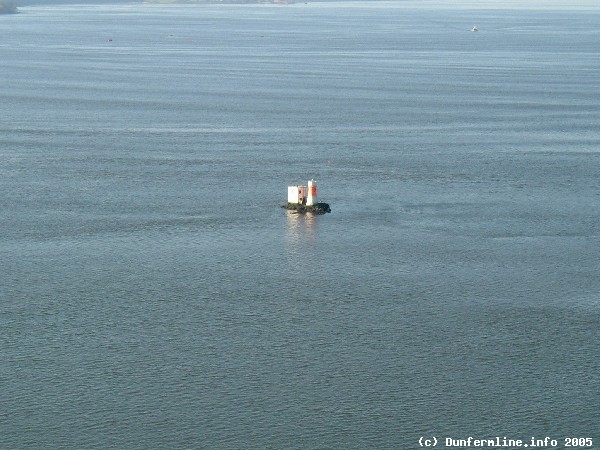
[7, 0, 600, 9]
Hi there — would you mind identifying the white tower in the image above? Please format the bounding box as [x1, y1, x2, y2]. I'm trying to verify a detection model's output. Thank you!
[307, 179, 317, 206]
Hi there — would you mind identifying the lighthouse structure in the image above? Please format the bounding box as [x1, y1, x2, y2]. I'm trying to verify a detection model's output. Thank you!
[283, 179, 331, 214]
[307, 179, 317, 206]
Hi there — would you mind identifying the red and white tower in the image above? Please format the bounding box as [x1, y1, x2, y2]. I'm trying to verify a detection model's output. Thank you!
[307, 179, 317, 206]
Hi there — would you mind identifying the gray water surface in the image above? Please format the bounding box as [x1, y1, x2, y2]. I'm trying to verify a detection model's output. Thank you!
[1, 3, 599, 448]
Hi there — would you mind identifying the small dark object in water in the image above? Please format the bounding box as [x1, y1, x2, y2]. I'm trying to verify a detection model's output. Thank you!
[0, 1, 18, 13]
[282, 202, 331, 214]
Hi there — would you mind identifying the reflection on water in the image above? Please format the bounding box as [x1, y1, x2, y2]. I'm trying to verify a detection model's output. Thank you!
[285, 210, 318, 249]
[284, 211, 322, 286]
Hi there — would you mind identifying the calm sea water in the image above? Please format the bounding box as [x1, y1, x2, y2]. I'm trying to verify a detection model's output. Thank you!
[1, 2, 599, 449]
